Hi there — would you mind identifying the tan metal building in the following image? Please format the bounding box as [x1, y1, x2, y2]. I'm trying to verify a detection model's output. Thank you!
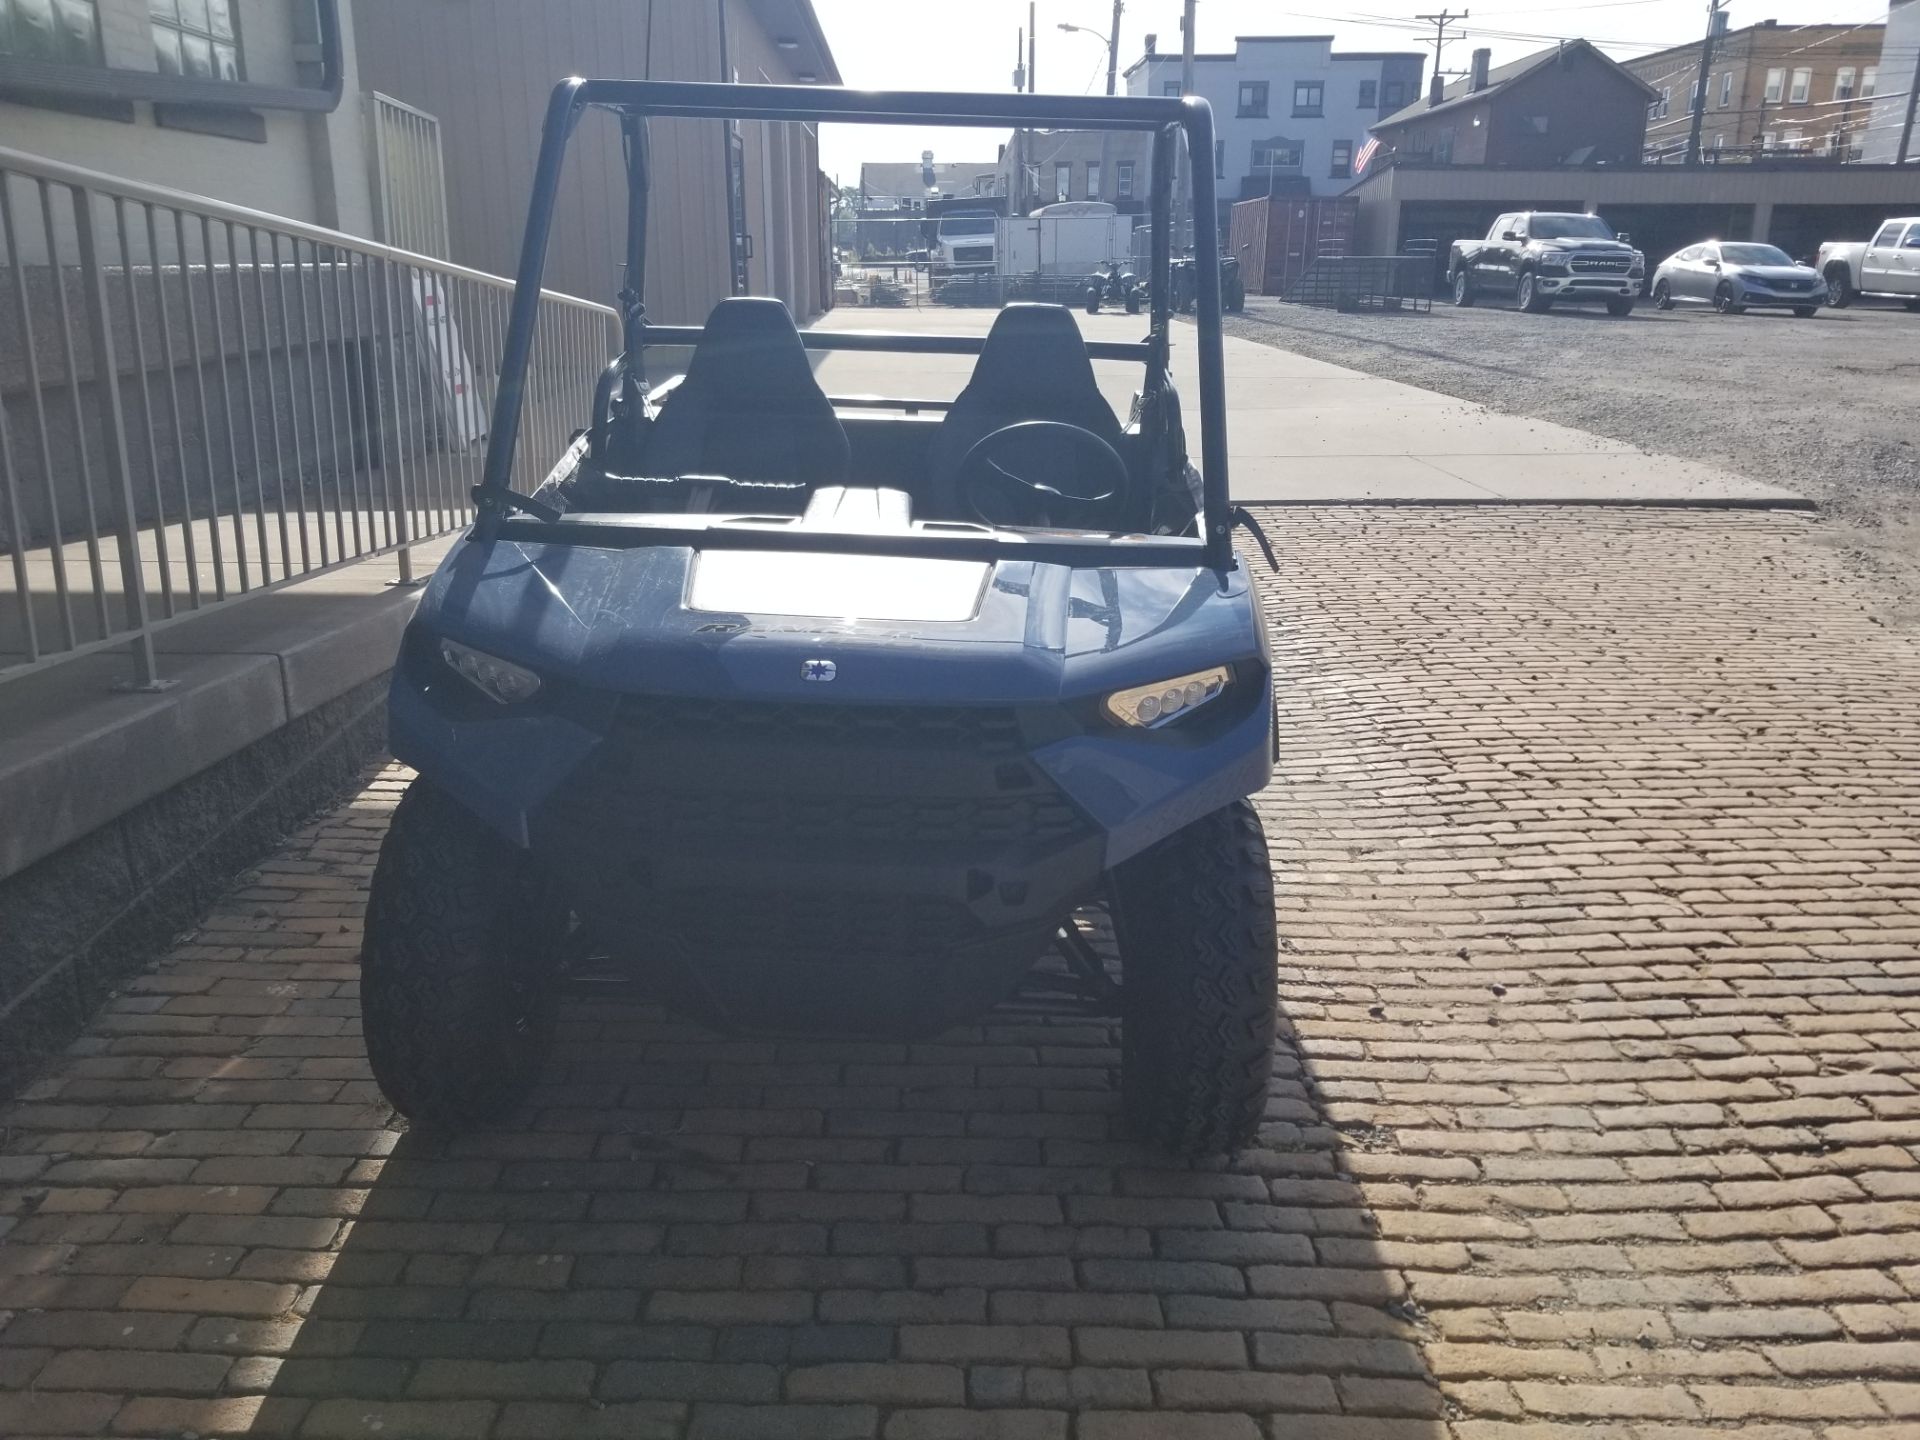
[353, 0, 839, 324]
[1625, 20, 1887, 161]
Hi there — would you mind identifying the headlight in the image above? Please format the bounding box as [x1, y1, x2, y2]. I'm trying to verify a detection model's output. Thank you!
[1103, 666, 1231, 730]
[440, 638, 542, 705]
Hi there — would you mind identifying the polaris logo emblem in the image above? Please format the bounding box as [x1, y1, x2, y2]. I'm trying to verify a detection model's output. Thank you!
[802, 659, 837, 682]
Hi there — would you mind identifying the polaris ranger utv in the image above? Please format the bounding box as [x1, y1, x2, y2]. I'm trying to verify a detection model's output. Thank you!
[361, 80, 1278, 1156]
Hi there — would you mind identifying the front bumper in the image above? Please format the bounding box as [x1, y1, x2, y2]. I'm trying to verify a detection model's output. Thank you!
[1733, 286, 1823, 308]
[1536, 272, 1642, 299]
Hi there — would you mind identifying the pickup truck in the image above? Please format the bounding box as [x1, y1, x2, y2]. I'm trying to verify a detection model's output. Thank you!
[1817, 218, 1920, 309]
[1449, 211, 1645, 316]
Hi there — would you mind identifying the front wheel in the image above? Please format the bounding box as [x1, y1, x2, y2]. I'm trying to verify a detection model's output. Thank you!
[1451, 269, 1475, 307]
[1825, 267, 1855, 308]
[1124, 288, 1142, 315]
[1084, 291, 1102, 315]
[1606, 297, 1635, 317]
[1794, 306, 1819, 318]
[1713, 282, 1746, 315]
[361, 781, 567, 1130]
[1652, 279, 1673, 310]
[1112, 800, 1278, 1157]
[1518, 272, 1552, 313]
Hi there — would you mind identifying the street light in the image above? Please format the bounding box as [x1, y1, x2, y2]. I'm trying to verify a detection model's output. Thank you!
[1057, 22, 1117, 96]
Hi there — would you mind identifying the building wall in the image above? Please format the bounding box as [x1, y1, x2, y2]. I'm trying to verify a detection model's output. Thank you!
[1627, 21, 1888, 159]
[1374, 51, 1648, 169]
[1481, 61, 1649, 166]
[0, 0, 367, 229]
[351, 0, 827, 324]
[1862, 0, 1919, 163]
[1126, 39, 1423, 200]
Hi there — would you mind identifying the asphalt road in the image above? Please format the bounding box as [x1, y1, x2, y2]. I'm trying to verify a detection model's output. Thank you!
[1221, 293, 1920, 606]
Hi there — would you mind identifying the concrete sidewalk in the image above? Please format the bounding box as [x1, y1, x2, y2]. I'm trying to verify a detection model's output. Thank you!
[810, 304, 1808, 508]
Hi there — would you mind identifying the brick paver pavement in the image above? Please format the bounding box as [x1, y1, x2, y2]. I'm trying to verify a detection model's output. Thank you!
[3, 505, 1918, 1439]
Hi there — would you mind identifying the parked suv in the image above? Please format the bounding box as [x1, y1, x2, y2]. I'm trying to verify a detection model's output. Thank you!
[1449, 211, 1644, 316]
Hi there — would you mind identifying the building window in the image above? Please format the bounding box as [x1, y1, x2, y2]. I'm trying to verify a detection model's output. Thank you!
[1653, 87, 1669, 120]
[1054, 162, 1071, 202]
[1863, 66, 1878, 97]
[1358, 79, 1377, 108]
[1162, 80, 1181, 96]
[1688, 79, 1700, 112]
[1434, 126, 1455, 164]
[1788, 68, 1809, 103]
[150, 0, 241, 81]
[0, 0, 102, 62]
[1763, 67, 1784, 103]
[1251, 139, 1301, 172]
[1330, 140, 1352, 178]
[1292, 80, 1324, 117]
[1215, 139, 1225, 177]
[1383, 80, 1405, 108]
[1719, 71, 1732, 106]
[1115, 161, 1134, 198]
[1085, 161, 1101, 200]
[1712, 132, 1724, 151]
[1834, 67, 1856, 101]
[1237, 81, 1268, 117]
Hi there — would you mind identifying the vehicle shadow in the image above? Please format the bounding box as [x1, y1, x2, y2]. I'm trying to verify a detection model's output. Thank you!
[236, 896, 1450, 1436]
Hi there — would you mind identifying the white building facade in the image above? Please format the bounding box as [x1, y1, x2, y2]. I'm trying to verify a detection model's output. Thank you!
[1125, 35, 1425, 208]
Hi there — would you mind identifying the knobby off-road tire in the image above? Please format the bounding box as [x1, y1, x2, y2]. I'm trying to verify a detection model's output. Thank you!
[1605, 297, 1635, 317]
[1112, 799, 1278, 1157]
[361, 780, 566, 1129]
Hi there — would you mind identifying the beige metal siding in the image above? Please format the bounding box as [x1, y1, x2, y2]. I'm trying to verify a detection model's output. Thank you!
[351, 0, 823, 325]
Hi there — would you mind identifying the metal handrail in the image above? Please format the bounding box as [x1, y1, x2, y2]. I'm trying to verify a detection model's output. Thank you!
[0, 146, 618, 691]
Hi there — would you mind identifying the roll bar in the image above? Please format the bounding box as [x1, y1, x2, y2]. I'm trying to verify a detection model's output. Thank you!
[477, 79, 1232, 571]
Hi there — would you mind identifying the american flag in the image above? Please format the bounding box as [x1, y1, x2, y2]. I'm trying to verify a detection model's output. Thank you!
[1353, 137, 1381, 175]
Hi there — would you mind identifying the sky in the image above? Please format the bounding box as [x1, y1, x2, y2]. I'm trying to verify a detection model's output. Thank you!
[810, 0, 1897, 184]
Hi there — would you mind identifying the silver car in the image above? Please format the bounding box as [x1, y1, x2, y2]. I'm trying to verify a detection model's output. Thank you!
[1650, 241, 1824, 316]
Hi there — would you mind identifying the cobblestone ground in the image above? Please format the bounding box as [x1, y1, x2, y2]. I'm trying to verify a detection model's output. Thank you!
[3, 506, 1918, 1439]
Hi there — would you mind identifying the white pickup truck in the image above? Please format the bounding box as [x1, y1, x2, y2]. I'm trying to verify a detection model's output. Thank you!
[1817, 218, 1920, 310]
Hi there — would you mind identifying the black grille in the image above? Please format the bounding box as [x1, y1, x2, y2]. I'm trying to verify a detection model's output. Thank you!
[954, 246, 994, 265]
[1572, 255, 1630, 273]
[613, 698, 1027, 759]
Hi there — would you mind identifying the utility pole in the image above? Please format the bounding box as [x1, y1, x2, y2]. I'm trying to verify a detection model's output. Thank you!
[1177, 0, 1195, 251]
[1413, 9, 1468, 96]
[1900, 42, 1920, 164]
[1685, 0, 1726, 166]
[1029, 1, 1037, 93]
[1105, 0, 1123, 96]
[1012, 27, 1026, 214]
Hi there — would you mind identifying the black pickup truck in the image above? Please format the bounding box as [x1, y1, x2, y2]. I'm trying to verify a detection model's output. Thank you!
[1448, 211, 1645, 316]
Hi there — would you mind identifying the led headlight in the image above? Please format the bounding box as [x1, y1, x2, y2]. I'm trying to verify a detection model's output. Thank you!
[1103, 666, 1231, 730]
[440, 638, 542, 705]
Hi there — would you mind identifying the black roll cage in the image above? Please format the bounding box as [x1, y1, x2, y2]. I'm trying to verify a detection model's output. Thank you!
[476, 79, 1233, 571]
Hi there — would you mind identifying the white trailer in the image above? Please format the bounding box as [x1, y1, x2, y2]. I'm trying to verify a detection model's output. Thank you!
[999, 203, 1134, 276]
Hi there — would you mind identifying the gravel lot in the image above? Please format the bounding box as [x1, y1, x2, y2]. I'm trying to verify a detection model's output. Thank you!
[1221, 293, 1920, 603]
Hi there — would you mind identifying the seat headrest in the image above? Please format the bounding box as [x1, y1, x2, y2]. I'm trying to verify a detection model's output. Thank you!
[680, 297, 820, 405]
[964, 304, 1103, 408]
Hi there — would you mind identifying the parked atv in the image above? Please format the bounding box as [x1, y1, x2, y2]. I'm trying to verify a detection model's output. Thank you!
[1173, 254, 1246, 314]
[360, 79, 1277, 1158]
[1084, 262, 1144, 315]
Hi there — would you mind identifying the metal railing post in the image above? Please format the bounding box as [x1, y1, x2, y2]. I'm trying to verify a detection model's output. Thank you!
[72, 184, 168, 689]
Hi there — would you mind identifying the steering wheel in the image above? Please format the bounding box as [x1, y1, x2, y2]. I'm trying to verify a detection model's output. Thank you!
[951, 420, 1130, 531]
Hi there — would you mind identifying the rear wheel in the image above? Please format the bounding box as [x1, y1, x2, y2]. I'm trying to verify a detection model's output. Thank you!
[361, 780, 567, 1130]
[1112, 800, 1277, 1157]
[1084, 291, 1101, 315]
[1124, 288, 1142, 315]
[1825, 266, 1855, 308]
[1652, 279, 1674, 310]
[1518, 271, 1552, 313]
[1606, 297, 1635, 317]
[1451, 268, 1475, 307]
[1713, 282, 1745, 315]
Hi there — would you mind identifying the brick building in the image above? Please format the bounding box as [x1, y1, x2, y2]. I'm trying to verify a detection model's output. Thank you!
[1370, 39, 1654, 169]
[1625, 19, 1887, 161]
